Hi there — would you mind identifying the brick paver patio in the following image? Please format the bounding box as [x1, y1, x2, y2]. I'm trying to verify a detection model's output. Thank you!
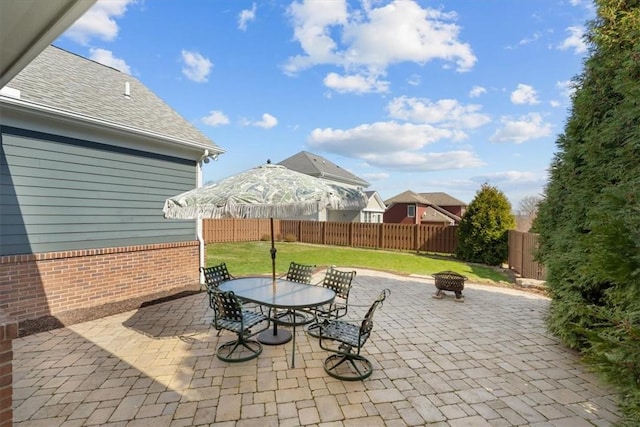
[13, 269, 620, 426]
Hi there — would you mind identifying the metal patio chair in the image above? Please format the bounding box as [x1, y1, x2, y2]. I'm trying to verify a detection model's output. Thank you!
[200, 262, 234, 291]
[273, 261, 317, 326]
[208, 289, 268, 363]
[318, 288, 390, 381]
[306, 266, 356, 338]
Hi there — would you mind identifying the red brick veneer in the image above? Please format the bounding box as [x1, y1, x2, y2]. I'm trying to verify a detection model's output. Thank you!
[0, 242, 200, 324]
[0, 312, 17, 427]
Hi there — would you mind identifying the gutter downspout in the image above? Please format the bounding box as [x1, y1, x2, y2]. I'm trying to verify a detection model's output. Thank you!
[196, 149, 217, 285]
[196, 159, 205, 285]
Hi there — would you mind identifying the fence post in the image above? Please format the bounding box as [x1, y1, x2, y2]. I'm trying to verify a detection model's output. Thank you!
[521, 231, 526, 276]
[322, 222, 326, 245]
[349, 222, 353, 247]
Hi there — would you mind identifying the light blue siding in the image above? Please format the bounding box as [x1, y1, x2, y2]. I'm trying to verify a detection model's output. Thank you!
[1, 126, 198, 256]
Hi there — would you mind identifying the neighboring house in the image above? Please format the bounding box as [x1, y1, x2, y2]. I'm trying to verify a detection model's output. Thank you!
[418, 192, 466, 218]
[362, 191, 385, 223]
[1, 46, 224, 325]
[278, 151, 384, 222]
[384, 190, 464, 225]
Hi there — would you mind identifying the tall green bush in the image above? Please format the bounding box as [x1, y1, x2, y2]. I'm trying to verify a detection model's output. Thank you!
[456, 183, 514, 266]
[535, 1, 640, 423]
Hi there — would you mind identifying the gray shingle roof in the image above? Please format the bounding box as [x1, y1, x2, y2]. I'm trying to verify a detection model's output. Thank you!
[278, 151, 369, 187]
[4, 45, 218, 149]
[419, 192, 466, 206]
[384, 190, 430, 205]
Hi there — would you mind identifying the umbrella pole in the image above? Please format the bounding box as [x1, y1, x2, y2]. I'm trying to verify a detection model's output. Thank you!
[270, 217, 276, 290]
[258, 217, 293, 346]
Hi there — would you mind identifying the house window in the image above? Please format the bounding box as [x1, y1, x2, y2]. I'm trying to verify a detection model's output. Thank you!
[407, 205, 415, 218]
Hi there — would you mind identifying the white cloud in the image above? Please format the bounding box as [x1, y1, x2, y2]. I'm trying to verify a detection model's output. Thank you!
[242, 113, 278, 129]
[558, 26, 587, 54]
[490, 113, 553, 144]
[476, 170, 540, 184]
[238, 3, 257, 31]
[556, 80, 576, 99]
[181, 50, 213, 83]
[510, 84, 539, 105]
[202, 110, 230, 126]
[88, 48, 131, 74]
[308, 121, 454, 155]
[519, 32, 541, 46]
[469, 86, 487, 98]
[387, 96, 491, 130]
[284, 0, 476, 92]
[407, 74, 421, 86]
[306, 121, 484, 171]
[323, 72, 389, 94]
[362, 172, 390, 181]
[64, 0, 135, 45]
[361, 151, 485, 171]
[285, 0, 348, 73]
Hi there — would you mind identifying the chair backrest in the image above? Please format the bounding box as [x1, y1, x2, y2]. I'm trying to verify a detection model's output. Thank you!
[285, 262, 316, 284]
[211, 290, 243, 323]
[201, 262, 233, 291]
[321, 266, 356, 300]
[359, 288, 391, 344]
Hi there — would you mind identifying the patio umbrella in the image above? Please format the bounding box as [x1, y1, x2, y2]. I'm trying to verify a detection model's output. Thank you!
[163, 160, 368, 287]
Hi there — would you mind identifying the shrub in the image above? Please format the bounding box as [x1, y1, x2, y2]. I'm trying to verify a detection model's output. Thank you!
[535, 2, 640, 422]
[456, 183, 514, 266]
[283, 233, 297, 242]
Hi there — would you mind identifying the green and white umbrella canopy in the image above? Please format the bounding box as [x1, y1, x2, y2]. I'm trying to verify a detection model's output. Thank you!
[163, 162, 368, 220]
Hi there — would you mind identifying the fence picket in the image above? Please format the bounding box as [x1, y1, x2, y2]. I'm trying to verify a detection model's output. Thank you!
[202, 220, 544, 280]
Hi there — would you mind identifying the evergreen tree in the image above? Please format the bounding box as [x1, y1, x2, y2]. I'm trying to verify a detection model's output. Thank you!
[456, 183, 515, 266]
[535, 1, 640, 422]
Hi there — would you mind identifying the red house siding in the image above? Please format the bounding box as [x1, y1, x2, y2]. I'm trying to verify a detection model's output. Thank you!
[440, 205, 464, 217]
[384, 203, 421, 224]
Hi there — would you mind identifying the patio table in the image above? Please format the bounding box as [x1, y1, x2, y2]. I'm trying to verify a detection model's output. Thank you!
[219, 276, 335, 367]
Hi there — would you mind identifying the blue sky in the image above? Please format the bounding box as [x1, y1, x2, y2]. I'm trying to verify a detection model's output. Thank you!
[54, 0, 594, 210]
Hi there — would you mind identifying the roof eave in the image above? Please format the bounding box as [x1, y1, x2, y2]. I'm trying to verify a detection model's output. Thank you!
[1, 95, 225, 154]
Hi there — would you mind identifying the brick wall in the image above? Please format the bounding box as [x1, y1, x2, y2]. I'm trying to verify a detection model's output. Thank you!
[0, 242, 200, 324]
[0, 312, 17, 427]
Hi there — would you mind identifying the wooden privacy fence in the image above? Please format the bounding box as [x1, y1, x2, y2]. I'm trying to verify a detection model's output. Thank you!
[203, 219, 458, 254]
[508, 230, 546, 280]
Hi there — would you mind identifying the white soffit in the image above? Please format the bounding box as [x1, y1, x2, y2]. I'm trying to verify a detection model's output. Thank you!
[0, 0, 96, 88]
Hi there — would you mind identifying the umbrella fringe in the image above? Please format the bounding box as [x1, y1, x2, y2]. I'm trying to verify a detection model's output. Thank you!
[164, 199, 340, 219]
[163, 196, 368, 220]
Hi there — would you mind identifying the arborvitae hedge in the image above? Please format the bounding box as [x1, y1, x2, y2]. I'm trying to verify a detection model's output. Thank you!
[535, 1, 640, 423]
[455, 183, 514, 266]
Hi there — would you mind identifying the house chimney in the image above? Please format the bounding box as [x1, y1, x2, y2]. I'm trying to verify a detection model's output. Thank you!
[124, 82, 130, 98]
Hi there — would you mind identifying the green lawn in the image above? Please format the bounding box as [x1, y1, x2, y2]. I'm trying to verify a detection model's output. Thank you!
[205, 241, 511, 284]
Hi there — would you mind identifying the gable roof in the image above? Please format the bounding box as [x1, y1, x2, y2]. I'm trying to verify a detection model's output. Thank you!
[421, 206, 459, 223]
[278, 151, 369, 187]
[2, 45, 221, 151]
[419, 192, 466, 206]
[384, 190, 430, 206]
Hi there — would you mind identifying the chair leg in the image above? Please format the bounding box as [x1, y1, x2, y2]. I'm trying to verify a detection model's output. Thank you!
[216, 334, 263, 363]
[323, 353, 373, 381]
[305, 321, 323, 338]
[274, 309, 312, 326]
